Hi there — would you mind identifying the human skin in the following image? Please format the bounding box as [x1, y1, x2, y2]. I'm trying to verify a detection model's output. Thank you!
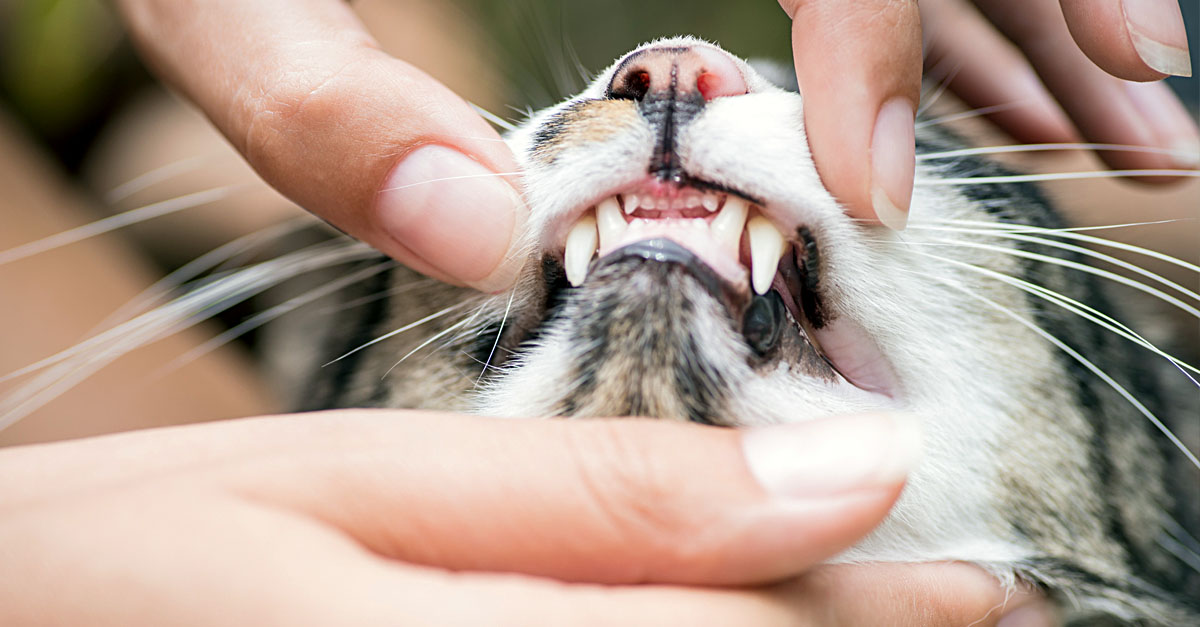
[0, 410, 1050, 625]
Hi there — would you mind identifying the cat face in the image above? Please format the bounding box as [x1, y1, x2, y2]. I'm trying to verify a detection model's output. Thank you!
[484, 36, 1061, 436]
[424, 38, 1189, 623]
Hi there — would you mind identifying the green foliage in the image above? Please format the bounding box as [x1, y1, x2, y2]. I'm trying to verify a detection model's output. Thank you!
[1, 0, 122, 135]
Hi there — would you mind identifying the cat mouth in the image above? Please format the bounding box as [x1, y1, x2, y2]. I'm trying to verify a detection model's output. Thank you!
[553, 180, 899, 399]
[560, 179, 773, 294]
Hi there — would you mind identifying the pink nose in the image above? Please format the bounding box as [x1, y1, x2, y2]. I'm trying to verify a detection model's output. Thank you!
[608, 45, 748, 102]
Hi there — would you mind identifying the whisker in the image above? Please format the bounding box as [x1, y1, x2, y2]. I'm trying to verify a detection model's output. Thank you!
[105, 154, 222, 204]
[912, 238, 1200, 319]
[377, 171, 524, 193]
[0, 241, 378, 429]
[156, 260, 397, 379]
[475, 290, 516, 388]
[0, 185, 247, 267]
[915, 101, 1029, 129]
[904, 264, 1199, 469]
[922, 231, 1200, 304]
[1163, 514, 1200, 560]
[915, 170, 1199, 185]
[916, 59, 963, 117]
[93, 218, 316, 333]
[895, 246, 1199, 379]
[382, 317, 474, 379]
[321, 301, 471, 367]
[917, 143, 1194, 161]
[471, 103, 518, 132]
[1158, 534, 1200, 574]
[313, 277, 438, 316]
[2, 241, 373, 385]
[916, 219, 1200, 275]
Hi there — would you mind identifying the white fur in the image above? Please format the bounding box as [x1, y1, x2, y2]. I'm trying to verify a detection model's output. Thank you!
[471, 37, 1082, 575]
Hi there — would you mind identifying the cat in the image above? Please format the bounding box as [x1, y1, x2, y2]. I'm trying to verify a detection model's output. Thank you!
[279, 38, 1199, 625]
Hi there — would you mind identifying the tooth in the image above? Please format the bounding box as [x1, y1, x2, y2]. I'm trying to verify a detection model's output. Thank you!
[564, 212, 598, 286]
[710, 195, 748, 250]
[596, 197, 625, 250]
[702, 194, 719, 212]
[747, 215, 786, 295]
[624, 194, 638, 214]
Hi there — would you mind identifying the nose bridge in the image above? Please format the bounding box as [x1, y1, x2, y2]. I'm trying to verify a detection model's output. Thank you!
[607, 44, 747, 182]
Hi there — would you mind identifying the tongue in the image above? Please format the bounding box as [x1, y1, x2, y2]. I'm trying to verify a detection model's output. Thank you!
[598, 219, 747, 287]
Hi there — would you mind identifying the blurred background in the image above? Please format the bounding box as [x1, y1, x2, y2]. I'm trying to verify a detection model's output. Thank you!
[0, 0, 1196, 443]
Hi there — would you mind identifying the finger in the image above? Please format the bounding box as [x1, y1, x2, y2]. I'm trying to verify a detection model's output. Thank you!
[1059, 0, 1192, 80]
[3, 409, 921, 586]
[973, 0, 1200, 174]
[113, 0, 525, 292]
[219, 411, 921, 586]
[921, 0, 1078, 145]
[793, 562, 1055, 626]
[778, 0, 923, 229]
[0, 487, 805, 626]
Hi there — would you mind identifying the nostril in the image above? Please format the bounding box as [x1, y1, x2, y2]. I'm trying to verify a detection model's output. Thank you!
[691, 46, 748, 100]
[612, 69, 651, 101]
[607, 45, 747, 103]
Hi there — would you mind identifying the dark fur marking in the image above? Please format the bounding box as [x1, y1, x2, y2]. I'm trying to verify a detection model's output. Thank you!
[531, 99, 595, 164]
[642, 86, 704, 182]
[300, 262, 395, 410]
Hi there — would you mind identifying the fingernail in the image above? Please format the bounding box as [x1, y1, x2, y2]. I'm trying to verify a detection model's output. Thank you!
[1124, 81, 1200, 168]
[742, 413, 922, 499]
[870, 98, 916, 230]
[377, 144, 524, 292]
[997, 602, 1057, 627]
[1123, 0, 1192, 77]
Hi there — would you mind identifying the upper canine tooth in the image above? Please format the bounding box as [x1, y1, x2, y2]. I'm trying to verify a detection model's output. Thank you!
[747, 215, 786, 295]
[564, 211, 598, 287]
[710, 196, 748, 250]
[596, 197, 625, 250]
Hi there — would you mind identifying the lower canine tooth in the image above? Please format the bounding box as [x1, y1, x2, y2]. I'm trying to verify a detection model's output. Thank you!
[747, 215, 786, 295]
[596, 197, 625, 250]
[564, 212, 598, 286]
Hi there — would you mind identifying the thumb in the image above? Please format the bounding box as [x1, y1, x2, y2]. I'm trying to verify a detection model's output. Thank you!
[206, 410, 923, 586]
[115, 0, 525, 292]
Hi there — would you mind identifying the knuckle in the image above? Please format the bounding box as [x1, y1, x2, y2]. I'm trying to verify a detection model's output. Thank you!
[241, 65, 342, 165]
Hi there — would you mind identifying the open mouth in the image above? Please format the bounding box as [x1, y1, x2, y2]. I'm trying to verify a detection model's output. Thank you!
[554, 179, 898, 399]
[561, 179, 788, 295]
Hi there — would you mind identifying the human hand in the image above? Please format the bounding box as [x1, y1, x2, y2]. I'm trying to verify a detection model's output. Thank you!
[0, 410, 1050, 625]
[778, 0, 1199, 230]
[113, 0, 526, 293]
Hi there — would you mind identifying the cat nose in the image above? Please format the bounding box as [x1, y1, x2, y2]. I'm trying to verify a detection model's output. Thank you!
[607, 45, 747, 102]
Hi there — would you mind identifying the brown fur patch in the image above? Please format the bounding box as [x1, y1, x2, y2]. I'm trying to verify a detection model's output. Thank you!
[532, 99, 640, 164]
